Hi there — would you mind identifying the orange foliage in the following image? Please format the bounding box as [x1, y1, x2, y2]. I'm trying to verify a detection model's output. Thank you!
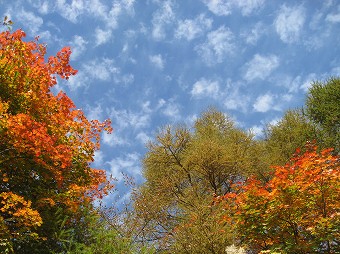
[220, 144, 340, 253]
[0, 29, 113, 241]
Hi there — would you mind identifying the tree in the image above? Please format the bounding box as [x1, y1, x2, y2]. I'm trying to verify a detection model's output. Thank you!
[264, 109, 318, 166]
[305, 77, 340, 152]
[0, 28, 113, 253]
[220, 144, 340, 253]
[132, 108, 261, 253]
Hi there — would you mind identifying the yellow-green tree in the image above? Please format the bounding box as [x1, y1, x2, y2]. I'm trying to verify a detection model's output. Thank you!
[133, 109, 261, 253]
[305, 77, 340, 152]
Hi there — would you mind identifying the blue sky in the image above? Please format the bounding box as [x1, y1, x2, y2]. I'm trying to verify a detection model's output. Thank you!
[2, 0, 340, 206]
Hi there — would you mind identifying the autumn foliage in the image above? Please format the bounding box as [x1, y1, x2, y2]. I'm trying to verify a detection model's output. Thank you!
[219, 144, 340, 253]
[0, 28, 113, 251]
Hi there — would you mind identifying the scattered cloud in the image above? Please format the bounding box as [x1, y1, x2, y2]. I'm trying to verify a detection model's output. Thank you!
[244, 54, 279, 81]
[175, 14, 212, 41]
[95, 27, 113, 46]
[83, 58, 119, 81]
[249, 125, 263, 138]
[161, 98, 181, 122]
[102, 131, 128, 147]
[65, 72, 89, 91]
[253, 93, 275, 112]
[326, 8, 340, 23]
[299, 73, 317, 92]
[93, 150, 104, 167]
[202, 0, 233, 16]
[274, 4, 305, 43]
[7, 7, 44, 35]
[152, 0, 176, 40]
[55, 0, 86, 23]
[242, 22, 266, 45]
[202, 0, 265, 16]
[85, 103, 103, 121]
[29, 0, 52, 15]
[195, 26, 235, 65]
[108, 107, 150, 130]
[107, 153, 141, 182]
[191, 78, 220, 99]
[149, 54, 165, 69]
[70, 35, 88, 60]
[136, 131, 151, 145]
[224, 88, 250, 113]
[237, 0, 265, 16]
[63, 58, 133, 91]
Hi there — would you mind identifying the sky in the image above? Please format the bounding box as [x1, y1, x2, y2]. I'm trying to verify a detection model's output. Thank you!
[1, 0, 340, 206]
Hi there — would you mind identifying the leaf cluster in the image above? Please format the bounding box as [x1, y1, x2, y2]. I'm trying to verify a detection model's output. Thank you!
[0, 28, 113, 253]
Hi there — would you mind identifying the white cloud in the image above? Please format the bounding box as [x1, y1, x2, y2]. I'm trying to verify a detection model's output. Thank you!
[89, 0, 108, 17]
[268, 117, 280, 126]
[274, 4, 305, 43]
[93, 150, 104, 167]
[326, 9, 340, 23]
[108, 107, 150, 131]
[83, 58, 119, 81]
[95, 27, 113, 46]
[299, 73, 317, 92]
[107, 153, 141, 182]
[242, 22, 265, 45]
[63, 58, 133, 91]
[161, 99, 181, 122]
[175, 14, 212, 41]
[244, 54, 279, 81]
[50, 0, 134, 30]
[56, 0, 86, 23]
[253, 93, 274, 112]
[102, 131, 128, 147]
[279, 75, 301, 94]
[331, 66, 340, 76]
[136, 131, 151, 145]
[119, 73, 134, 85]
[149, 54, 165, 69]
[202, 0, 264, 16]
[249, 125, 264, 138]
[191, 78, 220, 98]
[202, 0, 233, 16]
[15, 8, 43, 34]
[65, 72, 89, 91]
[90, 0, 134, 29]
[237, 0, 265, 16]
[70, 35, 87, 60]
[86, 103, 103, 121]
[195, 26, 235, 65]
[152, 0, 175, 40]
[157, 98, 166, 109]
[29, 0, 51, 15]
[224, 89, 250, 113]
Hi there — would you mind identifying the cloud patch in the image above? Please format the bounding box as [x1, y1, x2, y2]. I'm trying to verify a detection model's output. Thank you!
[244, 54, 279, 81]
[107, 153, 141, 182]
[175, 14, 212, 41]
[202, 0, 265, 16]
[242, 22, 266, 45]
[326, 9, 340, 23]
[152, 0, 176, 40]
[70, 35, 88, 60]
[274, 4, 305, 43]
[191, 78, 220, 99]
[149, 54, 165, 69]
[195, 26, 235, 65]
[253, 93, 275, 112]
[95, 27, 113, 46]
